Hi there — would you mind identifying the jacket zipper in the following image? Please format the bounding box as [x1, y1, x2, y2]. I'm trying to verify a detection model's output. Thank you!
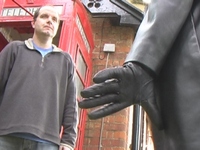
[40, 52, 53, 68]
[40, 57, 45, 68]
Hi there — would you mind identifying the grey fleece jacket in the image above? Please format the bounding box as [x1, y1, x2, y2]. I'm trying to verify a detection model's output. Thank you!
[0, 39, 78, 149]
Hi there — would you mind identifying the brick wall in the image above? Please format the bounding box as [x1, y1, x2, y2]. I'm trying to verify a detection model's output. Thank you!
[82, 14, 137, 150]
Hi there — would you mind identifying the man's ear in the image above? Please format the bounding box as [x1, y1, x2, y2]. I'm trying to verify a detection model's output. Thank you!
[31, 20, 35, 29]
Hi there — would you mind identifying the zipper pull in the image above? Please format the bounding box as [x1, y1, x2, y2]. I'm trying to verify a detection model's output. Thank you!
[40, 57, 44, 68]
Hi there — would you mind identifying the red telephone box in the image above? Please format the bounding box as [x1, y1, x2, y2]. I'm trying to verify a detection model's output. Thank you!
[0, 0, 94, 149]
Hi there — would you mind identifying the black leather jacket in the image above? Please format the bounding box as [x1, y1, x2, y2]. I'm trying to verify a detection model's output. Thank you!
[126, 0, 200, 149]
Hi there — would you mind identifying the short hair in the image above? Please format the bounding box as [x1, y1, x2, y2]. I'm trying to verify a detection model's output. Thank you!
[33, 6, 60, 22]
[33, 7, 41, 21]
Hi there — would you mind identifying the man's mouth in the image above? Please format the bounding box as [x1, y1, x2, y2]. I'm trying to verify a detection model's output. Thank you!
[44, 26, 53, 30]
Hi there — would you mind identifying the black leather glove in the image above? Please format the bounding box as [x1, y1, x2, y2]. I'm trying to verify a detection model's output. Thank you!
[79, 62, 163, 129]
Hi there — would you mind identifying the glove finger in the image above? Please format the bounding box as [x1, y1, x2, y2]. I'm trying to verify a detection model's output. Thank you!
[78, 94, 119, 108]
[88, 102, 130, 119]
[93, 67, 123, 83]
[81, 80, 119, 98]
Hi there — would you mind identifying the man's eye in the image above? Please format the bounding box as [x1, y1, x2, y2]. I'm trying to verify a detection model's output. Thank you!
[41, 14, 48, 18]
[52, 17, 58, 22]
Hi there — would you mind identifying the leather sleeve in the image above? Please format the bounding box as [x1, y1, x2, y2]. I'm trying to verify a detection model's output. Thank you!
[125, 0, 194, 74]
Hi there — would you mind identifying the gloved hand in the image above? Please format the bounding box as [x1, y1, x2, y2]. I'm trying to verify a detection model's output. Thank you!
[79, 62, 163, 129]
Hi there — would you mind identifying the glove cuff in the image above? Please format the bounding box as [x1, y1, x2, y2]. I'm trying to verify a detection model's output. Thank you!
[124, 61, 156, 78]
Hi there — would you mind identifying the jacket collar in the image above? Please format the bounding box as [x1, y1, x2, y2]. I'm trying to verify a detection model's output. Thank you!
[25, 38, 63, 52]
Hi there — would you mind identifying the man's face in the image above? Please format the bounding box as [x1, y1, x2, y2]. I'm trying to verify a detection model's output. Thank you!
[32, 6, 60, 38]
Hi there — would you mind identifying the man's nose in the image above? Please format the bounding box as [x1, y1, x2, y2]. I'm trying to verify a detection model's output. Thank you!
[47, 17, 53, 24]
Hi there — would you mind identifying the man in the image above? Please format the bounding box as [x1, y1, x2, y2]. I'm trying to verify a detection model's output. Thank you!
[0, 5, 78, 150]
[79, 0, 200, 149]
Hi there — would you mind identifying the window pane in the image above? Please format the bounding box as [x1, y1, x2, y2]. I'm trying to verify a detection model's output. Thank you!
[75, 72, 84, 99]
[76, 51, 87, 79]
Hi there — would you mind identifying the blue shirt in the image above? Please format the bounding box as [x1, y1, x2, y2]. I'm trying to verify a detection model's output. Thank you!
[32, 41, 53, 57]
